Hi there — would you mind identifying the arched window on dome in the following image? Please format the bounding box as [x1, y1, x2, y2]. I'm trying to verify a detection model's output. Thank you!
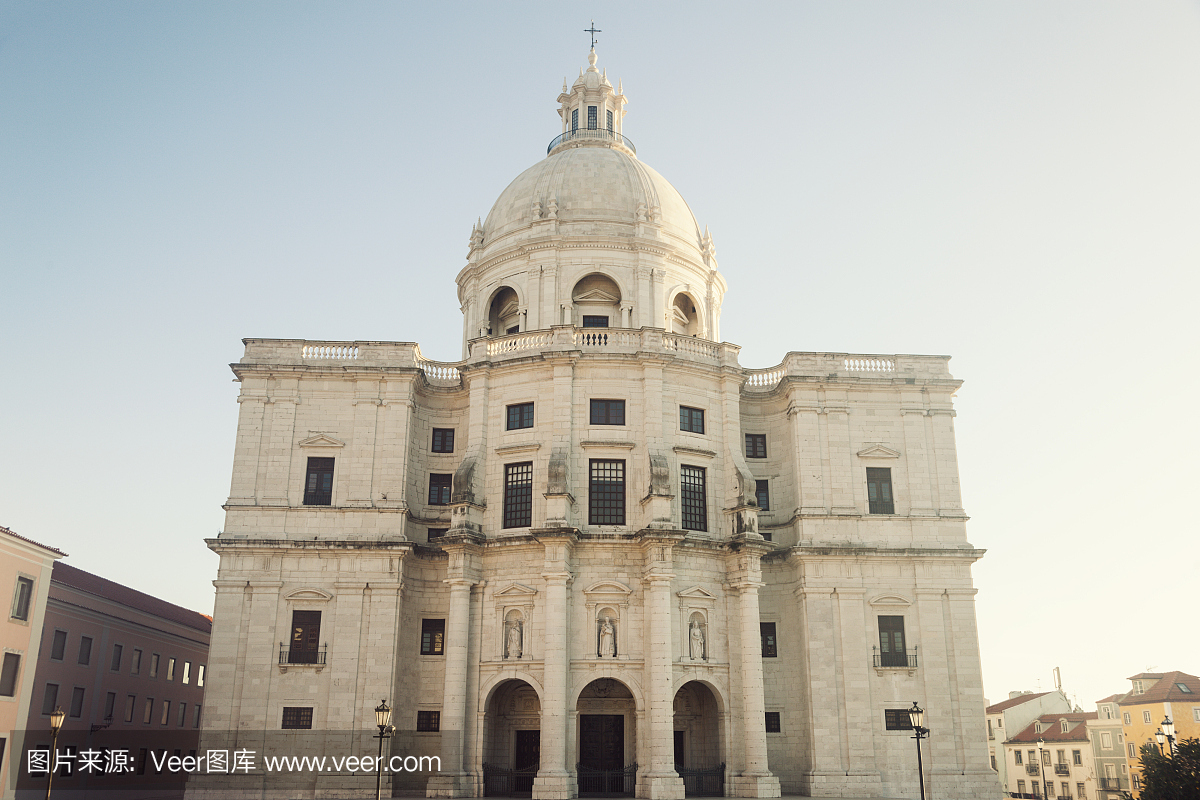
[488, 287, 521, 336]
[572, 274, 622, 328]
[671, 293, 702, 337]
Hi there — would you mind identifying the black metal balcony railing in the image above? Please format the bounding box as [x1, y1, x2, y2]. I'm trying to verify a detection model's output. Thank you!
[873, 647, 919, 669]
[547, 128, 636, 155]
[1054, 764, 1071, 776]
[279, 643, 327, 665]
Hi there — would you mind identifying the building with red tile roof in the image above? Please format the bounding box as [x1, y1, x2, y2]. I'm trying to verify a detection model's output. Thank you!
[987, 690, 1072, 797]
[1002, 713, 1098, 799]
[1117, 671, 1200, 796]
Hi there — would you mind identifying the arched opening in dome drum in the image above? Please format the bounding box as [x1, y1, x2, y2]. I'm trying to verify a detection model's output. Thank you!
[488, 287, 521, 335]
[572, 274, 622, 328]
[671, 294, 702, 337]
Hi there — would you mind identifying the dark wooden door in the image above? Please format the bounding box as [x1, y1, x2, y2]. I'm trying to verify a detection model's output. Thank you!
[515, 729, 540, 769]
[674, 731, 685, 767]
[580, 714, 624, 769]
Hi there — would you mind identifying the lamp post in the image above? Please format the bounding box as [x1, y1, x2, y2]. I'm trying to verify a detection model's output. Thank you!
[374, 699, 396, 800]
[908, 701, 929, 800]
[45, 706, 65, 800]
[1037, 738, 1050, 800]
[1161, 716, 1175, 757]
[1154, 728, 1166, 756]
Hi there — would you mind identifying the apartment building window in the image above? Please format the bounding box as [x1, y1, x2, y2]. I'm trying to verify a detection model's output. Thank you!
[289, 610, 322, 663]
[282, 707, 313, 730]
[194, 704, 202, 728]
[1132, 775, 1141, 791]
[760, 622, 777, 658]
[1072, 750, 1082, 765]
[104, 692, 116, 721]
[417, 710, 441, 732]
[166, 657, 176, 681]
[77, 636, 92, 666]
[1128, 743, 1135, 758]
[1194, 707, 1200, 722]
[1100, 732, 1112, 749]
[50, 630, 66, 661]
[432, 428, 455, 453]
[1077, 782, 1086, 798]
[991, 755, 997, 771]
[110, 644, 123, 671]
[884, 709, 914, 730]
[503, 462, 533, 528]
[745, 434, 767, 459]
[1142, 710, 1152, 724]
[0, 654, 20, 697]
[10, 576, 33, 621]
[131, 648, 142, 674]
[1015, 751, 1023, 765]
[150, 653, 160, 678]
[197, 664, 205, 687]
[1032, 781, 1041, 798]
[178, 701, 187, 727]
[182, 661, 191, 684]
[1018, 781, 1026, 796]
[755, 479, 770, 511]
[765, 712, 781, 733]
[1123, 712, 1130, 724]
[428, 528, 448, 542]
[589, 399, 625, 425]
[421, 619, 445, 656]
[303, 457, 335, 506]
[681, 465, 708, 531]
[160, 698, 170, 725]
[588, 105, 598, 129]
[1057, 749, 1065, 763]
[866, 467, 895, 514]
[507, 402, 534, 430]
[679, 406, 705, 434]
[582, 315, 609, 328]
[877, 615, 907, 667]
[143, 697, 154, 724]
[589, 459, 626, 525]
[428, 473, 452, 506]
[125, 695, 136, 723]
[1042, 750, 1051, 766]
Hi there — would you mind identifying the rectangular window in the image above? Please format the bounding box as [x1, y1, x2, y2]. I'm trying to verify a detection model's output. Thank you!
[432, 428, 455, 453]
[606, 109, 613, 132]
[681, 465, 708, 531]
[991, 755, 997, 771]
[679, 406, 705, 433]
[1100, 732, 1111, 749]
[1132, 775, 1141, 790]
[571, 108, 578, 132]
[11, 576, 33, 621]
[77, 636, 92, 666]
[884, 709, 914, 730]
[1072, 750, 1082, 765]
[197, 664, 205, 687]
[194, 704, 202, 728]
[50, 629, 67, 661]
[589, 399, 625, 425]
[507, 402, 535, 430]
[588, 105, 597, 129]
[1123, 712, 1130, 724]
[1018, 781, 1026, 796]
[282, 707, 313, 730]
[1042, 750, 1051, 766]
[125, 695, 136, 723]
[755, 479, 770, 511]
[104, 692, 116, 720]
[160, 698, 170, 725]
[428, 528, 448, 542]
[303, 457, 335, 506]
[1128, 742, 1135, 758]
[0, 653, 19, 697]
[506, 325, 519, 335]
[1032, 782, 1041, 798]
[503, 462, 533, 528]
[166, 657, 176, 681]
[289, 610, 322, 663]
[131, 648, 142, 674]
[1057, 749, 1065, 763]
[1015, 751, 1023, 765]
[136, 748, 147, 775]
[178, 701, 187, 727]
[867, 467, 895, 514]
[421, 619, 446, 656]
[582, 315, 609, 328]
[110, 644, 123, 671]
[878, 615, 907, 666]
[745, 434, 767, 459]
[143, 697, 154, 724]
[760, 622, 777, 658]
[428, 473, 452, 505]
[765, 712, 781, 733]
[1194, 707, 1200, 722]
[589, 459, 626, 525]
[1077, 781, 1086, 799]
[417, 710, 441, 731]
[182, 661, 191, 684]
[1143, 710, 1152, 723]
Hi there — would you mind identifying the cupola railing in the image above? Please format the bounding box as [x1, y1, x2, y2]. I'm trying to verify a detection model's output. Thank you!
[548, 128, 636, 155]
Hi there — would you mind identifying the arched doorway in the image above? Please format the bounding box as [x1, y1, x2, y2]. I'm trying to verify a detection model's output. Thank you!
[572, 273, 622, 328]
[483, 679, 541, 796]
[576, 678, 637, 796]
[670, 293, 702, 337]
[673, 681, 724, 796]
[488, 287, 521, 335]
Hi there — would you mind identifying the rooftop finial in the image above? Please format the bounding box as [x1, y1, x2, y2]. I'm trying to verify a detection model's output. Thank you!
[585, 20, 601, 50]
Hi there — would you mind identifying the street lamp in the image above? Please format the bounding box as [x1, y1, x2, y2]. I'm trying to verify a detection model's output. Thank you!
[1037, 738, 1050, 800]
[45, 706, 65, 800]
[1161, 716, 1175, 757]
[908, 701, 929, 800]
[374, 699, 396, 800]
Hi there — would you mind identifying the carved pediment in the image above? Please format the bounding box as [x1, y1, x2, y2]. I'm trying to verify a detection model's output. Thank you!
[285, 587, 333, 602]
[495, 582, 538, 599]
[857, 444, 901, 459]
[868, 593, 911, 607]
[498, 300, 520, 319]
[298, 433, 345, 448]
[583, 580, 633, 597]
[677, 585, 718, 600]
[573, 287, 620, 303]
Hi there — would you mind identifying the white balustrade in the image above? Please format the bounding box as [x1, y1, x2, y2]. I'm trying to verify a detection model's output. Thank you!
[301, 343, 359, 360]
[662, 333, 719, 360]
[418, 359, 463, 386]
[743, 367, 785, 391]
[842, 357, 895, 373]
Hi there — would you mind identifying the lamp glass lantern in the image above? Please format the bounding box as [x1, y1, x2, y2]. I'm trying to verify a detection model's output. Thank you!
[50, 707, 66, 733]
[1162, 716, 1174, 739]
[375, 700, 392, 731]
[1155, 729, 1165, 746]
[908, 702, 924, 730]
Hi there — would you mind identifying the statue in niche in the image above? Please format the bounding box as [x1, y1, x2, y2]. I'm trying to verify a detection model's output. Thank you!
[506, 620, 523, 659]
[690, 620, 705, 661]
[598, 616, 616, 658]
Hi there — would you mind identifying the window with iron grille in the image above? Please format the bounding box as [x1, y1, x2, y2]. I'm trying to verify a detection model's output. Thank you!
[303, 457, 334, 506]
[607, 110, 613, 131]
[427, 528, 448, 542]
[745, 434, 767, 459]
[571, 108, 578, 131]
[582, 315, 609, 328]
[507, 402, 534, 430]
[755, 479, 770, 511]
[760, 622, 777, 657]
[0, 653, 19, 697]
[289, 610, 321, 663]
[282, 707, 313, 729]
[421, 619, 445, 656]
[589, 460, 626, 525]
[679, 406, 705, 433]
[885, 709, 914, 730]
[588, 106, 597, 129]
[589, 399, 625, 425]
[432, 428, 455, 453]
[866, 467, 894, 514]
[681, 465, 707, 531]
[428, 473, 452, 505]
[11, 576, 33, 621]
[877, 615, 907, 666]
[503, 462, 533, 528]
[765, 712, 781, 733]
[417, 710, 441, 731]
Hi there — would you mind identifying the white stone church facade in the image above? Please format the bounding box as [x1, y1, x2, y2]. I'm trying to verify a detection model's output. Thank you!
[191, 49, 994, 800]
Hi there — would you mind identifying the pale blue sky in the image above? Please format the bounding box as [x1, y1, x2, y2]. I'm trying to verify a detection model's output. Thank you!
[3, 2, 1197, 711]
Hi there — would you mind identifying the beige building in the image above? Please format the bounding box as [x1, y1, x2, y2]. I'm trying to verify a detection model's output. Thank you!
[987, 690, 1071, 796]
[0, 525, 64, 800]
[1002, 713, 1098, 800]
[191, 47, 994, 800]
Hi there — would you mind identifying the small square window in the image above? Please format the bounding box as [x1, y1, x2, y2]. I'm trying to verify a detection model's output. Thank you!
[589, 399, 625, 425]
[760, 622, 777, 658]
[884, 709, 914, 730]
[432, 428, 455, 453]
[428, 473, 452, 505]
[303, 457, 335, 506]
[50, 630, 67, 661]
[755, 479, 770, 511]
[282, 707, 313, 729]
[77, 636, 92, 666]
[866, 468, 894, 514]
[582, 315, 609, 328]
[679, 406, 705, 434]
[745, 434, 767, 459]
[417, 710, 441, 732]
[421, 619, 446, 656]
[507, 403, 534, 430]
[10, 576, 33, 621]
[428, 528, 448, 542]
[765, 711, 781, 733]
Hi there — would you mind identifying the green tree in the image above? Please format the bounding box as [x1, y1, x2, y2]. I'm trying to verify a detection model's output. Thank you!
[1137, 739, 1200, 800]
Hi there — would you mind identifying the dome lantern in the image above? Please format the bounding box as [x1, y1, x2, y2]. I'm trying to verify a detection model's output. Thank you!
[550, 48, 630, 157]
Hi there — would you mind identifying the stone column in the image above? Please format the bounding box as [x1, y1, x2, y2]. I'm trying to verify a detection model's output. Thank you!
[533, 532, 576, 799]
[725, 539, 781, 798]
[638, 533, 685, 800]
